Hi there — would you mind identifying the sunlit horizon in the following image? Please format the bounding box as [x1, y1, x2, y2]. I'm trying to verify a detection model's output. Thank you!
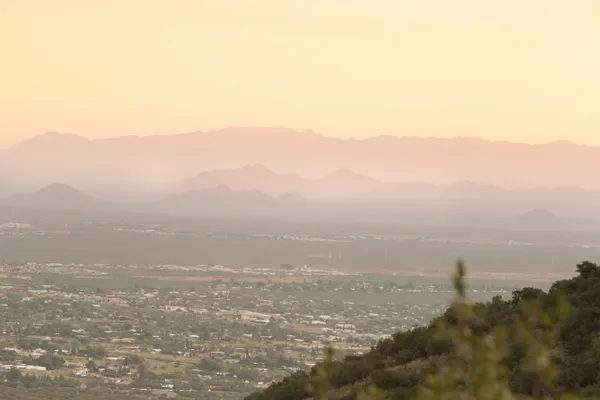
[2, 0, 600, 147]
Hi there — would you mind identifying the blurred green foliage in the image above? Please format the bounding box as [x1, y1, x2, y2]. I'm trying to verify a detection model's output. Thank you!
[246, 260, 600, 400]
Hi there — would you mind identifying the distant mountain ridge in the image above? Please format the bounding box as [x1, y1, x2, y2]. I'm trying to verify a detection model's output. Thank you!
[0, 183, 103, 209]
[518, 208, 557, 224]
[3, 181, 600, 228]
[0, 182, 311, 216]
[3, 172, 600, 221]
[158, 185, 308, 212]
[179, 164, 600, 206]
[179, 164, 383, 199]
[180, 164, 306, 197]
[3, 127, 600, 197]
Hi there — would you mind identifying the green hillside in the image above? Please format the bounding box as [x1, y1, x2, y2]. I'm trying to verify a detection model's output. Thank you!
[245, 261, 600, 400]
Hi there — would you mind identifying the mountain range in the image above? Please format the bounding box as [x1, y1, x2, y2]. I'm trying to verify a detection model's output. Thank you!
[2, 127, 600, 199]
[177, 164, 600, 217]
[1, 183, 103, 210]
[0, 182, 311, 215]
[3, 169, 600, 225]
[157, 185, 309, 211]
[178, 164, 383, 199]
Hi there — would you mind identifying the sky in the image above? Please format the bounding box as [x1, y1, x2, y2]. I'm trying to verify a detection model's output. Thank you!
[1, 0, 600, 148]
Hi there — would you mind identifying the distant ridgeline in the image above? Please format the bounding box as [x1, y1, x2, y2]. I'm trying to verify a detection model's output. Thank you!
[245, 261, 600, 400]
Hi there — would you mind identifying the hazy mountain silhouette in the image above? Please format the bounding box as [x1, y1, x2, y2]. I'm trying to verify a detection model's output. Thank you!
[4, 127, 600, 196]
[511, 208, 600, 230]
[276, 191, 309, 205]
[3, 181, 600, 228]
[0, 183, 102, 209]
[517, 208, 557, 223]
[313, 168, 383, 199]
[180, 165, 384, 199]
[320, 168, 377, 184]
[175, 164, 600, 207]
[157, 185, 282, 211]
[180, 164, 305, 196]
[154, 184, 321, 219]
[195, 166, 600, 218]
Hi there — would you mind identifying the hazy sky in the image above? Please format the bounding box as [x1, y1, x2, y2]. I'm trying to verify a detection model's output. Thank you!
[2, 0, 600, 148]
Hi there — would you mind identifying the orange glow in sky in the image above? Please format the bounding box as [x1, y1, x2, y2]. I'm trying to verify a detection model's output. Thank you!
[1, 0, 600, 147]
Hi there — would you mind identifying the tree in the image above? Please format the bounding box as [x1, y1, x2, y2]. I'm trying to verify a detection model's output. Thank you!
[35, 354, 65, 370]
[247, 260, 590, 400]
[411, 260, 570, 400]
[137, 363, 150, 377]
[70, 339, 81, 356]
[86, 360, 97, 373]
[6, 366, 22, 381]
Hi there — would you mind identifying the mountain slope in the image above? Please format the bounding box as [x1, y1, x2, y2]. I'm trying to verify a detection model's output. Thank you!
[179, 164, 305, 196]
[276, 191, 309, 206]
[0, 183, 102, 209]
[174, 165, 600, 218]
[180, 165, 385, 199]
[245, 261, 600, 400]
[518, 208, 557, 223]
[156, 185, 311, 213]
[4, 127, 600, 194]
